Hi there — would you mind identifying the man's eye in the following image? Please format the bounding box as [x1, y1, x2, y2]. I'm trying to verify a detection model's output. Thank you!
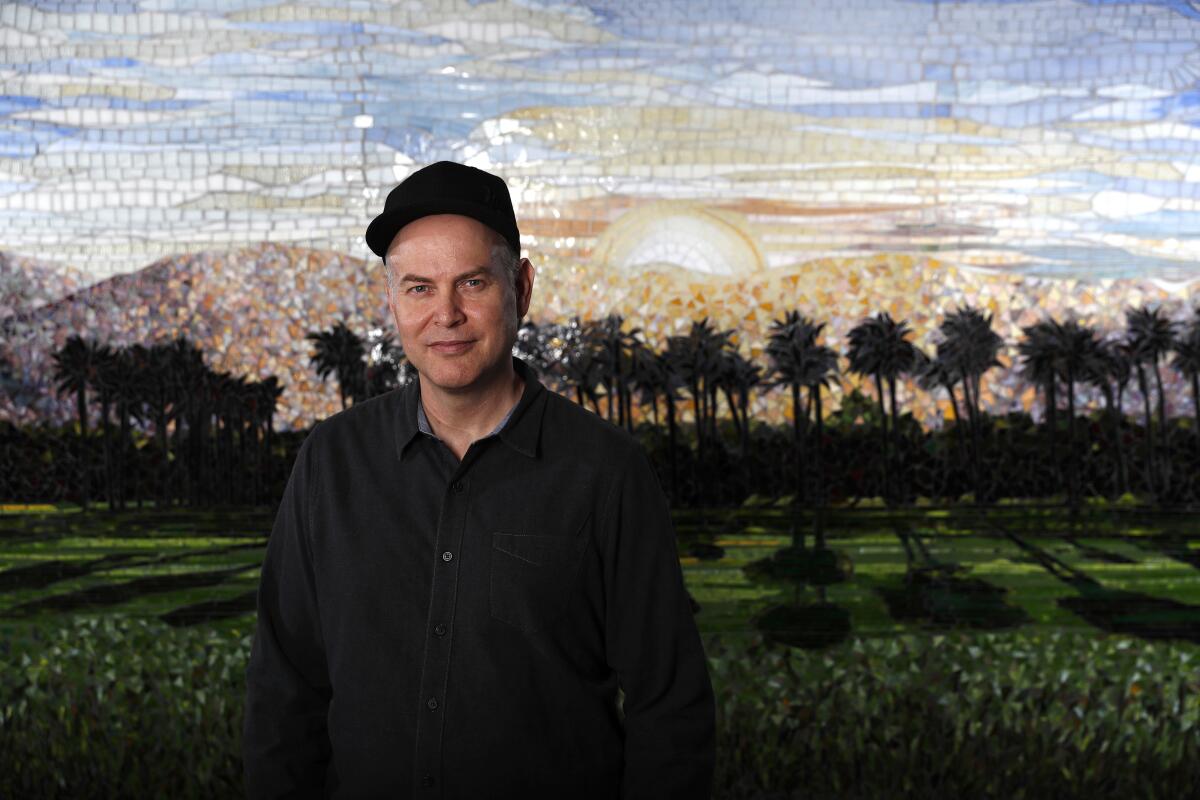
[408, 286, 427, 294]
[464, 279, 483, 287]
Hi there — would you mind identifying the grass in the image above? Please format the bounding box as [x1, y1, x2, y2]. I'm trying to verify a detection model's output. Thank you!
[1, 501, 1199, 658]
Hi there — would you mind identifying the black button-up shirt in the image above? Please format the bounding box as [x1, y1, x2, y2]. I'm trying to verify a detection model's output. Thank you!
[242, 356, 716, 799]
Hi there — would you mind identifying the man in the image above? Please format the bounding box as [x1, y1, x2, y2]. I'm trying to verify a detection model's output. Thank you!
[242, 161, 716, 799]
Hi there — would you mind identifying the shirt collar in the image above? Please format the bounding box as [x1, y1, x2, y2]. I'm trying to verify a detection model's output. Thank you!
[396, 355, 546, 462]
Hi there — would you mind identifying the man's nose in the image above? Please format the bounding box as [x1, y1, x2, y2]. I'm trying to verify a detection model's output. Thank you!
[433, 289, 465, 325]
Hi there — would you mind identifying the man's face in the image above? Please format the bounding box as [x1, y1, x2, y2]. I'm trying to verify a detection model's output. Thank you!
[385, 213, 532, 394]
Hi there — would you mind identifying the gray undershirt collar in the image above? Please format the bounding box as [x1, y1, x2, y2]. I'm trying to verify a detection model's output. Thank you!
[416, 390, 518, 441]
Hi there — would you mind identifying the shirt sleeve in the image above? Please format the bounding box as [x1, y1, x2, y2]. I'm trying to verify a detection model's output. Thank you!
[602, 443, 717, 800]
[242, 424, 332, 799]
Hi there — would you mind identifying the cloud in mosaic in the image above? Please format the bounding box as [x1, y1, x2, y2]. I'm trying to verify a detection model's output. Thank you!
[1, 0, 1199, 290]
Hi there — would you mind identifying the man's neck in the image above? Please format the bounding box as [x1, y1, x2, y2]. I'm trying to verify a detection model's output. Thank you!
[419, 360, 524, 444]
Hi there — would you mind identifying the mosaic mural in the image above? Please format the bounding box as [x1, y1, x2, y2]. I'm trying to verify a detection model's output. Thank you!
[3, 0, 1200, 430]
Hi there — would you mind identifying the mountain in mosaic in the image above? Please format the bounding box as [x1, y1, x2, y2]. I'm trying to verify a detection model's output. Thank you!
[2, 244, 1193, 431]
[0, 244, 389, 428]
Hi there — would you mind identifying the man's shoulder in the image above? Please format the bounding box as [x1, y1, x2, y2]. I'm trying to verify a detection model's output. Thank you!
[308, 386, 406, 446]
[539, 386, 643, 464]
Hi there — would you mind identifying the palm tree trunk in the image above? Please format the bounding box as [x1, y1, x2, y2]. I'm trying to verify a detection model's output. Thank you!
[791, 382, 806, 550]
[115, 400, 128, 511]
[100, 391, 114, 512]
[1046, 379, 1061, 495]
[873, 373, 889, 505]
[709, 382, 720, 445]
[1115, 384, 1129, 496]
[76, 385, 89, 510]
[666, 395, 678, 503]
[156, 407, 169, 509]
[814, 386, 826, 550]
[723, 385, 743, 444]
[1136, 364, 1156, 497]
[1065, 368, 1079, 513]
[888, 376, 902, 505]
[1100, 384, 1121, 499]
[1192, 370, 1200, 460]
[738, 386, 750, 458]
[1152, 360, 1170, 494]
[239, 411, 249, 505]
[171, 408, 185, 508]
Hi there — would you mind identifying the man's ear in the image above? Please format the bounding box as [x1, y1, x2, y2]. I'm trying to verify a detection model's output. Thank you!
[516, 258, 534, 318]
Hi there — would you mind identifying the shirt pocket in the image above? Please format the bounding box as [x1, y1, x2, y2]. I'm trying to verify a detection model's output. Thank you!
[489, 532, 589, 634]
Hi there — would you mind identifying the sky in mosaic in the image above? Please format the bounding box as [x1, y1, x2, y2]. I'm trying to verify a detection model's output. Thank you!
[3, 0, 1200, 290]
[5, 0, 1200, 430]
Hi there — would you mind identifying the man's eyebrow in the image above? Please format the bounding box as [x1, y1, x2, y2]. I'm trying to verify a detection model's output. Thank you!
[398, 267, 490, 284]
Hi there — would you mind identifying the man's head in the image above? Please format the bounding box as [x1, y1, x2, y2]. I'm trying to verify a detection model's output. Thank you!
[366, 162, 534, 394]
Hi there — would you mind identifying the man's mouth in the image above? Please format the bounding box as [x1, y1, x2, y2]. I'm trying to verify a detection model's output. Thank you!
[430, 340, 475, 353]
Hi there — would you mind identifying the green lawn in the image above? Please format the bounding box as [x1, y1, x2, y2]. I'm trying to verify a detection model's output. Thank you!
[3, 502, 1200, 659]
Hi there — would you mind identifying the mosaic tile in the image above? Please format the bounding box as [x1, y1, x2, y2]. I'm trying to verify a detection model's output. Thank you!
[1, 0, 1199, 428]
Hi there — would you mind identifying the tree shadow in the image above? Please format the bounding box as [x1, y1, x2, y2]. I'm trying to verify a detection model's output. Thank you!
[1127, 532, 1200, 570]
[159, 589, 259, 627]
[989, 521, 1200, 645]
[0, 541, 264, 593]
[873, 564, 1031, 631]
[0, 553, 142, 592]
[2, 563, 259, 617]
[873, 521, 1031, 631]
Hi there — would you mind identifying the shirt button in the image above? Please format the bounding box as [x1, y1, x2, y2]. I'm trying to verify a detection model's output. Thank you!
[442, 551, 453, 562]
[434, 623, 447, 636]
[421, 774, 435, 788]
[451, 480, 464, 493]
[427, 697, 438, 710]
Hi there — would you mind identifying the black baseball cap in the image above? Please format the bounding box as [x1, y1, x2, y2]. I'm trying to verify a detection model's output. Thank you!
[365, 161, 521, 261]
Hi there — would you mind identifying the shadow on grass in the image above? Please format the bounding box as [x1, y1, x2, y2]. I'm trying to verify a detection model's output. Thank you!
[160, 589, 259, 628]
[873, 564, 1032, 631]
[988, 520, 1200, 645]
[872, 521, 1032, 631]
[1, 563, 260, 617]
[0, 541, 264, 593]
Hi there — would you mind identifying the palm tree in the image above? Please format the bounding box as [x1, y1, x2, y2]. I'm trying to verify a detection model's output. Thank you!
[716, 346, 763, 458]
[666, 317, 732, 475]
[623, 337, 659, 434]
[364, 326, 409, 398]
[93, 343, 121, 510]
[558, 316, 605, 415]
[935, 305, 1004, 504]
[514, 320, 559, 379]
[847, 312, 917, 506]
[119, 343, 155, 509]
[1079, 334, 1129, 498]
[1125, 305, 1178, 498]
[593, 314, 631, 426]
[1169, 308, 1200, 458]
[51, 334, 103, 509]
[651, 348, 686, 501]
[1045, 317, 1099, 511]
[140, 341, 181, 509]
[256, 375, 285, 505]
[765, 310, 840, 546]
[766, 311, 819, 510]
[164, 335, 209, 508]
[1018, 321, 1063, 496]
[913, 347, 967, 500]
[307, 320, 367, 410]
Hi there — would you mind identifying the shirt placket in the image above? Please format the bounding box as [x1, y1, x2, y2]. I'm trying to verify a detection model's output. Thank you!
[413, 455, 473, 796]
